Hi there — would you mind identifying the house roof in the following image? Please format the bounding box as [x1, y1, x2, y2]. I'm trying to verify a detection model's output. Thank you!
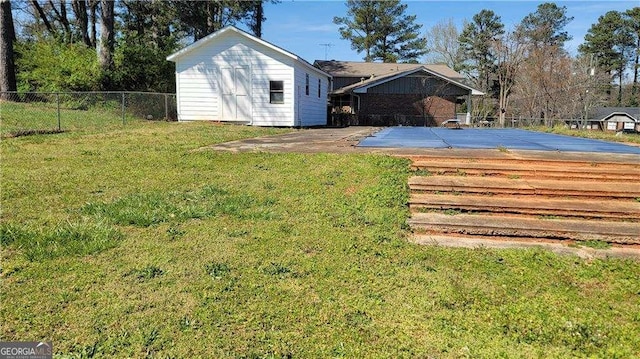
[594, 107, 640, 121]
[166, 26, 331, 78]
[314, 60, 465, 80]
[600, 112, 639, 122]
[328, 66, 484, 96]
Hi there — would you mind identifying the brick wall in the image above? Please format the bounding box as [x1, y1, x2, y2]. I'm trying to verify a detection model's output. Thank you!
[358, 94, 457, 126]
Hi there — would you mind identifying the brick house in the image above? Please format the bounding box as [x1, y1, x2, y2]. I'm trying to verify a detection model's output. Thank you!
[573, 107, 640, 132]
[596, 107, 639, 132]
[314, 60, 483, 126]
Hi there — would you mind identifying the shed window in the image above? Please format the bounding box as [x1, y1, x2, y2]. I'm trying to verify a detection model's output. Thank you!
[318, 79, 321, 97]
[269, 81, 284, 104]
[305, 74, 309, 95]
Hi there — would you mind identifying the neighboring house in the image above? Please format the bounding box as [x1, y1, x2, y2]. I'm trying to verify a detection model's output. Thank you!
[167, 26, 331, 126]
[578, 107, 640, 132]
[315, 60, 483, 127]
[597, 107, 639, 132]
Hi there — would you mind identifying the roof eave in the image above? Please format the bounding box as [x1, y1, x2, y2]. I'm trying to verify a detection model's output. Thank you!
[166, 27, 241, 62]
[166, 26, 332, 79]
[599, 112, 639, 122]
[347, 66, 484, 95]
[169, 26, 294, 62]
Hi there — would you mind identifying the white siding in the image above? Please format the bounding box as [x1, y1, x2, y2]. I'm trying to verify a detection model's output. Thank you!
[293, 63, 330, 127]
[175, 32, 295, 125]
[176, 61, 218, 120]
[172, 28, 330, 126]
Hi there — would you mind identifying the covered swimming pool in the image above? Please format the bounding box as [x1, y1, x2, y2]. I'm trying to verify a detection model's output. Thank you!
[357, 127, 640, 154]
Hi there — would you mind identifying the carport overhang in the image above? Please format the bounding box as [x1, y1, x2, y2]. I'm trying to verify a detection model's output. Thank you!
[330, 67, 484, 124]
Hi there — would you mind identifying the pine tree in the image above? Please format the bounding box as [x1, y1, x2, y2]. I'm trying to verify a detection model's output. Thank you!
[173, 1, 255, 42]
[516, 2, 573, 121]
[334, 0, 426, 63]
[517, 2, 573, 48]
[248, 0, 264, 38]
[580, 10, 635, 105]
[459, 9, 504, 94]
[625, 7, 640, 103]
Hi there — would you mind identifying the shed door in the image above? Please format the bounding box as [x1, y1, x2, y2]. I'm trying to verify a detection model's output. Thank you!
[221, 66, 251, 122]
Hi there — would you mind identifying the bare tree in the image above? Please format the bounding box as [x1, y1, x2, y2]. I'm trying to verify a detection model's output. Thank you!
[410, 72, 466, 126]
[50, 0, 71, 41]
[0, 0, 16, 98]
[28, 1, 76, 41]
[30, 0, 54, 33]
[491, 30, 525, 127]
[511, 45, 573, 125]
[72, 0, 92, 47]
[569, 55, 608, 128]
[424, 18, 464, 71]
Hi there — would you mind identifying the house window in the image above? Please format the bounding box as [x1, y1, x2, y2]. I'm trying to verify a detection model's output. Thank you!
[269, 81, 284, 104]
[305, 74, 309, 96]
[318, 79, 321, 97]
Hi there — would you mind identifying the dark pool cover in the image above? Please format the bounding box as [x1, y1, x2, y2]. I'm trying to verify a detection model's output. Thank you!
[357, 127, 640, 154]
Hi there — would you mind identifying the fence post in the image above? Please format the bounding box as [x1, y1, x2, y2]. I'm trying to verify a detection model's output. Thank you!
[121, 92, 126, 125]
[56, 92, 61, 131]
[164, 94, 168, 120]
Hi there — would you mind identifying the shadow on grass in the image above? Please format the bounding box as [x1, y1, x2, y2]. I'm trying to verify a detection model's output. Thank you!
[2, 129, 67, 138]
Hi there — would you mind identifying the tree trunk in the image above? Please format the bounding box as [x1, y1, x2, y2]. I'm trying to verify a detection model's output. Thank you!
[252, 0, 263, 38]
[498, 86, 506, 127]
[31, 0, 54, 34]
[98, 0, 114, 73]
[0, 0, 17, 98]
[206, 1, 214, 36]
[49, 0, 71, 41]
[89, 0, 97, 48]
[633, 37, 639, 99]
[618, 70, 623, 106]
[72, 0, 91, 47]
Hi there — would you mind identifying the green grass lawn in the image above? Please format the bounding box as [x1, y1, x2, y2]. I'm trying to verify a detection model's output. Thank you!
[526, 125, 640, 144]
[1, 99, 159, 136]
[2, 122, 639, 358]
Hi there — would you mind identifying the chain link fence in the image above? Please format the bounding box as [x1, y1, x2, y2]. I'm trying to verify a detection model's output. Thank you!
[330, 113, 462, 127]
[328, 112, 576, 128]
[499, 117, 585, 129]
[0, 91, 177, 137]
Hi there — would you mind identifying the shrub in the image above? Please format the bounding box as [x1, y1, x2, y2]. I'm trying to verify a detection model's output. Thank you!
[15, 39, 101, 92]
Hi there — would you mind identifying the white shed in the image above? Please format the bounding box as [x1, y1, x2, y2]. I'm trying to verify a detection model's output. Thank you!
[166, 26, 331, 126]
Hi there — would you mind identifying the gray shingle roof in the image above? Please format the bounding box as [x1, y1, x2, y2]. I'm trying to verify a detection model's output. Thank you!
[314, 60, 464, 80]
[593, 107, 640, 120]
[329, 66, 484, 96]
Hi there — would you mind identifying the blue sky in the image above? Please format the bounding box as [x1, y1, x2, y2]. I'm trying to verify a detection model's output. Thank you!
[236, 1, 638, 63]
